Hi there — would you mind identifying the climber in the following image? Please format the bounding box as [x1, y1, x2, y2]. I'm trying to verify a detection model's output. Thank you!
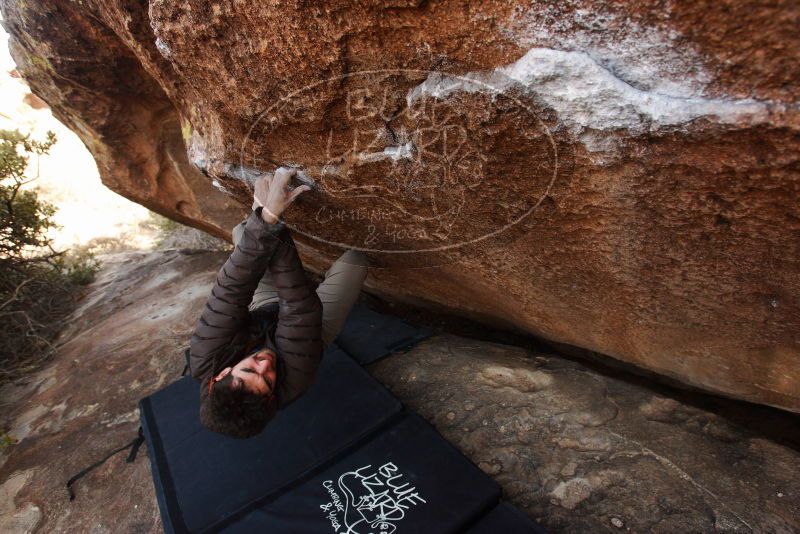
[188, 167, 368, 438]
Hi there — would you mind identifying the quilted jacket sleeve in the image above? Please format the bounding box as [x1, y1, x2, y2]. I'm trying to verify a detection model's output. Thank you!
[189, 208, 285, 382]
[270, 227, 324, 408]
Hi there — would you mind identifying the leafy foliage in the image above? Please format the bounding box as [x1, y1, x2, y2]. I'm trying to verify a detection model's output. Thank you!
[0, 431, 17, 451]
[0, 128, 99, 382]
[0, 129, 57, 260]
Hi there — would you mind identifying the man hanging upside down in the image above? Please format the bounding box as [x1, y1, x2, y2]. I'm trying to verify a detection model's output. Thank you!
[189, 167, 368, 438]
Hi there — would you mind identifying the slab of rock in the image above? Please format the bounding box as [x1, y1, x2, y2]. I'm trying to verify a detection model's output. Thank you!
[1, 1, 798, 411]
[0, 250, 223, 533]
[369, 337, 800, 533]
[0, 249, 798, 533]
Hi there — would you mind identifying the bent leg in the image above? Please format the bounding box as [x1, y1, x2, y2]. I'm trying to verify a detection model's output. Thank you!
[316, 250, 369, 347]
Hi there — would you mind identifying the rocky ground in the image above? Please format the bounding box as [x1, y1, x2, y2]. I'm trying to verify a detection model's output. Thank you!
[1, 249, 798, 533]
[371, 339, 800, 533]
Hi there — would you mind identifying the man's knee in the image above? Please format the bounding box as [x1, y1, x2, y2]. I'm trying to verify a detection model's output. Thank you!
[337, 250, 369, 268]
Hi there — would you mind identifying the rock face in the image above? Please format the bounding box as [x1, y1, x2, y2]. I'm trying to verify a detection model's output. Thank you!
[370, 337, 800, 533]
[0, 250, 797, 533]
[1, 1, 798, 411]
[0, 250, 213, 533]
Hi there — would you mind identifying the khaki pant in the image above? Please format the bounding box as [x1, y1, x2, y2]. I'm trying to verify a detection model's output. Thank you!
[232, 216, 368, 348]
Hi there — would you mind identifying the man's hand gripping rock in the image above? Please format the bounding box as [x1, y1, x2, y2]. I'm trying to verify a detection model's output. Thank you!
[254, 167, 311, 224]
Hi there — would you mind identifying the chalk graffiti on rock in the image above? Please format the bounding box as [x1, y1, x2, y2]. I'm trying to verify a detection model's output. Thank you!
[240, 69, 559, 255]
[319, 462, 426, 533]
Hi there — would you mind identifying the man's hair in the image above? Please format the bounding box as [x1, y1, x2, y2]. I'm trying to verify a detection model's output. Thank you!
[199, 373, 277, 439]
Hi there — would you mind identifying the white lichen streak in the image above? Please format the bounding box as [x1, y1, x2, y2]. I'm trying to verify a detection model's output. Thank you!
[500, 3, 713, 98]
[154, 38, 172, 59]
[357, 142, 415, 164]
[407, 48, 790, 152]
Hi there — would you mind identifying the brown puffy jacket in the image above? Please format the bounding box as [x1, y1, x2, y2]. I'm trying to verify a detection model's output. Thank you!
[189, 207, 323, 408]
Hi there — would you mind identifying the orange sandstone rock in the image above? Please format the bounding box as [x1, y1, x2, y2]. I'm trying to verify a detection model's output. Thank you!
[1, 0, 797, 410]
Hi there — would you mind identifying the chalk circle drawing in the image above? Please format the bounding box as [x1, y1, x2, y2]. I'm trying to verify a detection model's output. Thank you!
[240, 69, 558, 254]
[318, 462, 426, 534]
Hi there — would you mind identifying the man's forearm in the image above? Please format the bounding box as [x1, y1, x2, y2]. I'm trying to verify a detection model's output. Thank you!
[270, 227, 324, 407]
[188, 208, 285, 380]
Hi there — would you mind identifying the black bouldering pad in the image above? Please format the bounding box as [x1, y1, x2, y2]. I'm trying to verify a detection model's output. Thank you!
[466, 502, 548, 533]
[221, 412, 501, 533]
[334, 302, 435, 364]
[139, 345, 403, 534]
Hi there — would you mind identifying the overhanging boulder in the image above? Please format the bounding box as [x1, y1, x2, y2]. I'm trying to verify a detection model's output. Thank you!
[1, 0, 797, 411]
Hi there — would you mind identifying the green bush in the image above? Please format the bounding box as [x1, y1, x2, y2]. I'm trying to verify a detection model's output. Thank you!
[61, 245, 101, 285]
[0, 128, 99, 382]
[0, 431, 17, 451]
[0, 130, 58, 258]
